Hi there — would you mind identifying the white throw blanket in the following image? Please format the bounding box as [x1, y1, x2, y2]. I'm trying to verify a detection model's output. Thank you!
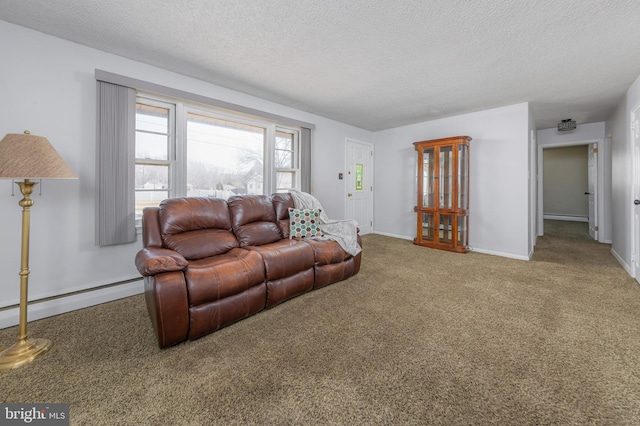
[290, 190, 362, 256]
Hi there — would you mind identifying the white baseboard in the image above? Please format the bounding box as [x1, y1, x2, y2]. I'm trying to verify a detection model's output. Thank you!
[543, 215, 589, 222]
[371, 232, 530, 261]
[610, 248, 634, 277]
[470, 247, 530, 261]
[372, 231, 413, 241]
[0, 279, 143, 330]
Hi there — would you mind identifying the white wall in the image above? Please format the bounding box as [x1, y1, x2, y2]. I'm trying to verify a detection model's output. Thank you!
[373, 103, 531, 260]
[608, 74, 640, 275]
[0, 21, 373, 327]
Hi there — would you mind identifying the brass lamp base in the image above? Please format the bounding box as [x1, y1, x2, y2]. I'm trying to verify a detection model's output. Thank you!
[0, 338, 53, 371]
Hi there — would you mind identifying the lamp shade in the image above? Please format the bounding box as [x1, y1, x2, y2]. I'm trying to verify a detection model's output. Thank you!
[0, 131, 77, 179]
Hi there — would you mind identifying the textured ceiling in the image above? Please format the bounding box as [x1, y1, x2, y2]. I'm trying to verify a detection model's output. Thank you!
[2, 0, 640, 131]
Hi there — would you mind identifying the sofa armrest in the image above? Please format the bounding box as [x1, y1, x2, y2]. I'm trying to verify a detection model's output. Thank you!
[135, 248, 188, 277]
[144, 272, 189, 348]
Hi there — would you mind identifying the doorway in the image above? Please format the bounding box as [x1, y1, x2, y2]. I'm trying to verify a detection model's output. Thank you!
[537, 139, 605, 242]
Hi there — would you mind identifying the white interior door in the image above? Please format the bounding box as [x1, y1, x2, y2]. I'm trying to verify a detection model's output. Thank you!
[587, 143, 598, 240]
[632, 107, 640, 285]
[346, 139, 373, 235]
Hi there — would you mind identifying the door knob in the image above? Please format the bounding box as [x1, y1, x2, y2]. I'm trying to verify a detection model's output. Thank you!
[635, 199, 640, 205]
[584, 192, 591, 195]
[348, 193, 353, 197]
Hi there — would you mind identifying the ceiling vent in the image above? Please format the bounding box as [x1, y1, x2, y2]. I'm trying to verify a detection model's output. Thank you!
[557, 119, 576, 132]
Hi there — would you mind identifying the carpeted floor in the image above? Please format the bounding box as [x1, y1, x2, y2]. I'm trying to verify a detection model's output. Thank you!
[1, 221, 639, 425]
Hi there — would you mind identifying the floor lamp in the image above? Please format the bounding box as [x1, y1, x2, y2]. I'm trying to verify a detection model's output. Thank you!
[0, 131, 77, 371]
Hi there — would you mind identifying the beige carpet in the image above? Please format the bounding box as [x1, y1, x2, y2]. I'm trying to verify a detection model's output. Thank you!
[1, 221, 639, 425]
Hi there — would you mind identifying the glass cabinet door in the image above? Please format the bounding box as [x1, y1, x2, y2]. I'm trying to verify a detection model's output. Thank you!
[422, 213, 435, 242]
[457, 215, 468, 247]
[439, 145, 453, 209]
[422, 148, 435, 208]
[439, 214, 452, 244]
[458, 144, 469, 210]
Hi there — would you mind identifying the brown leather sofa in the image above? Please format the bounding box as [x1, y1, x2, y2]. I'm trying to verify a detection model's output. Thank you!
[135, 193, 362, 348]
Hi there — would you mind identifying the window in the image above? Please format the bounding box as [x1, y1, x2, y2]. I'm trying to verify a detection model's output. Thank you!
[134, 101, 174, 224]
[186, 111, 265, 199]
[275, 129, 299, 192]
[134, 96, 301, 224]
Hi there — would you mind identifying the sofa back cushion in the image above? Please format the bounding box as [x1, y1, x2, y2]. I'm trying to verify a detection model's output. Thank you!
[228, 195, 282, 247]
[158, 197, 239, 260]
[271, 192, 295, 238]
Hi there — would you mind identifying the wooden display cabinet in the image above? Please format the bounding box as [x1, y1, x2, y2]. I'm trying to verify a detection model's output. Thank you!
[413, 136, 471, 253]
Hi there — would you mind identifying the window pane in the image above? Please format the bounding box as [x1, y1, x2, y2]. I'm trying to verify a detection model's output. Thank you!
[275, 132, 293, 150]
[135, 131, 168, 160]
[276, 171, 295, 190]
[187, 113, 264, 198]
[136, 104, 168, 133]
[356, 164, 364, 191]
[276, 150, 293, 168]
[135, 190, 168, 220]
[135, 164, 169, 189]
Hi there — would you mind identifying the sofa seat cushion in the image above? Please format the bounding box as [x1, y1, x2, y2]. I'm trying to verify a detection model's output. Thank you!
[248, 239, 315, 280]
[314, 259, 356, 289]
[265, 269, 314, 308]
[303, 239, 351, 265]
[188, 284, 266, 340]
[185, 248, 265, 306]
[250, 239, 316, 309]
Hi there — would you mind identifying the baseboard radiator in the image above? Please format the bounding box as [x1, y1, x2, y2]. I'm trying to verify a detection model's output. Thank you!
[0, 278, 143, 330]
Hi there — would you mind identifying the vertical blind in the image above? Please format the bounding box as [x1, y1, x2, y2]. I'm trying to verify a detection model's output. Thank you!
[96, 81, 136, 246]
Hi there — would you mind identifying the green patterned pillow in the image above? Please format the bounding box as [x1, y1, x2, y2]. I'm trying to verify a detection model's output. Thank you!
[288, 208, 323, 239]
